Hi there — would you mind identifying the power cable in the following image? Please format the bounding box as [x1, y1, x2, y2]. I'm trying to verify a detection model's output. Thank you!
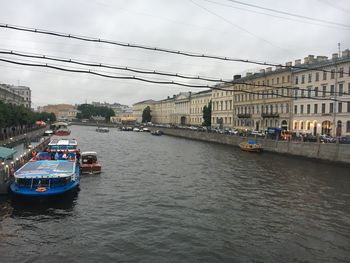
[0, 57, 346, 102]
[0, 23, 348, 75]
[223, 0, 350, 28]
[202, 0, 350, 30]
[1, 49, 346, 97]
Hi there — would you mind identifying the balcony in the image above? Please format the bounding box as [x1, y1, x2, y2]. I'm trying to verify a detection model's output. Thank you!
[237, 113, 251, 118]
[261, 113, 279, 118]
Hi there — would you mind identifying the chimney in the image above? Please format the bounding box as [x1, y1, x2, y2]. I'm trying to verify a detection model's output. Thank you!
[233, 74, 241, 80]
[260, 69, 265, 74]
[167, 96, 170, 99]
[285, 61, 292, 67]
[275, 65, 282, 70]
[246, 72, 252, 77]
[332, 53, 338, 60]
[317, 56, 328, 62]
[173, 94, 176, 99]
[295, 59, 301, 65]
[304, 57, 309, 64]
[342, 49, 350, 58]
[266, 67, 272, 73]
[308, 55, 315, 63]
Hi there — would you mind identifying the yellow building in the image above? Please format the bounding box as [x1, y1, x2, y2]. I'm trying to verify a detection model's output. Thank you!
[211, 83, 234, 128]
[132, 100, 156, 123]
[189, 90, 212, 126]
[232, 66, 292, 132]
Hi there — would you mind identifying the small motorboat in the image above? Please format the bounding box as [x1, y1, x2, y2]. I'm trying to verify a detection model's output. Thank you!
[51, 122, 71, 136]
[80, 152, 101, 174]
[151, 130, 163, 136]
[96, 127, 109, 133]
[239, 140, 263, 153]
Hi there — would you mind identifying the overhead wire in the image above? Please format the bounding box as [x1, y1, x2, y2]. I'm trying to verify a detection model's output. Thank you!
[0, 49, 346, 97]
[0, 57, 346, 103]
[201, 0, 350, 30]
[223, 0, 350, 28]
[0, 23, 348, 75]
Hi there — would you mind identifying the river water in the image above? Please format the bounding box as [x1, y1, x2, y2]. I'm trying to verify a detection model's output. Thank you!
[0, 125, 349, 262]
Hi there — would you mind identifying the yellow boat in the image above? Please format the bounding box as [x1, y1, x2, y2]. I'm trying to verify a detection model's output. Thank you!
[239, 140, 263, 153]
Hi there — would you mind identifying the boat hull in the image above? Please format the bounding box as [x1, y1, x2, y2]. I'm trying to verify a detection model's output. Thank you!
[81, 164, 102, 174]
[239, 142, 263, 153]
[55, 131, 71, 136]
[10, 181, 79, 197]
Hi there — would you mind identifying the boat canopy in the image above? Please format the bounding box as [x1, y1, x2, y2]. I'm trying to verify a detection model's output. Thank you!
[81, 151, 97, 156]
[48, 139, 78, 151]
[14, 160, 75, 179]
[52, 122, 68, 127]
[0, 147, 17, 160]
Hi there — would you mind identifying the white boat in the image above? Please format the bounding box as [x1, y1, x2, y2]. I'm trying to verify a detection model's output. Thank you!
[133, 127, 140, 132]
[96, 127, 109, 133]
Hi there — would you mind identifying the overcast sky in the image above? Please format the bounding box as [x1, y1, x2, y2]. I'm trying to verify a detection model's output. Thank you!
[0, 0, 349, 108]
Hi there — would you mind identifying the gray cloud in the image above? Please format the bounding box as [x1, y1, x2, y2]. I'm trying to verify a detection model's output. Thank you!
[0, 0, 349, 108]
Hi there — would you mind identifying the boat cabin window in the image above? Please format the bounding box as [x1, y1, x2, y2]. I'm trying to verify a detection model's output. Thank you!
[82, 155, 97, 164]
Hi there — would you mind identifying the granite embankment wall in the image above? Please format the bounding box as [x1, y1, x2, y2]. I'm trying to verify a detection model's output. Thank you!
[157, 128, 350, 164]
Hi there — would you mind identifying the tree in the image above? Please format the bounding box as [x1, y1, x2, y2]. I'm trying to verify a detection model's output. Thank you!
[142, 106, 152, 123]
[76, 104, 115, 122]
[202, 100, 212, 127]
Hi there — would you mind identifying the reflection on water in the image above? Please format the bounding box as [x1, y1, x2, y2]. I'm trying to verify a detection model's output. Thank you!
[0, 125, 349, 262]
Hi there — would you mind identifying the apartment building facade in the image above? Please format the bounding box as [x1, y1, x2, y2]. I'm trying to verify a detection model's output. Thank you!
[292, 50, 350, 137]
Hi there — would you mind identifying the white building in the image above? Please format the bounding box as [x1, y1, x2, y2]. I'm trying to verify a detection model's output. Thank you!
[292, 50, 350, 137]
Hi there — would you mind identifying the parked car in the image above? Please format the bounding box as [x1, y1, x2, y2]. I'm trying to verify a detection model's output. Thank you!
[251, 131, 264, 137]
[303, 134, 317, 142]
[340, 136, 350, 144]
[319, 134, 336, 143]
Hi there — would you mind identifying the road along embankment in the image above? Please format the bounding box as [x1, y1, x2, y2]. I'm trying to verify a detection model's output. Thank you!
[155, 128, 350, 165]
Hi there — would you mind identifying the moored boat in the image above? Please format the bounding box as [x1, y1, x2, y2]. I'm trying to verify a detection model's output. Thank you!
[80, 151, 101, 174]
[239, 140, 263, 152]
[151, 130, 163, 136]
[10, 152, 80, 197]
[96, 127, 109, 133]
[52, 122, 71, 136]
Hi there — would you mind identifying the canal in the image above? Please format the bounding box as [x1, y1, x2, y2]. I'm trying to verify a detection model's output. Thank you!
[0, 125, 349, 262]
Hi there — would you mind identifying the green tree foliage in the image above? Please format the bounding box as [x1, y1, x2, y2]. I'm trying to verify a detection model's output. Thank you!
[142, 106, 152, 123]
[202, 100, 212, 127]
[76, 104, 115, 122]
[0, 101, 56, 128]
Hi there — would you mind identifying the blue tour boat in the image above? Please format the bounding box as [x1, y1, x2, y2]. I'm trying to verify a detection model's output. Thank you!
[10, 151, 80, 197]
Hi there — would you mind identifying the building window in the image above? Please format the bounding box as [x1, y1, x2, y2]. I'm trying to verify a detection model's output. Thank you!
[287, 75, 290, 82]
[301, 89, 305, 98]
[301, 75, 305, 84]
[295, 76, 298, 84]
[315, 72, 319, 82]
[339, 67, 344, 78]
[347, 121, 350, 132]
[286, 104, 289, 113]
[306, 121, 310, 130]
[314, 104, 318, 114]
[322, 103, 326, 113]
[307, 104, 310, 114]
[282, 76, 285, 83]
[323, 72, 327, 80]
[339, 102, 342, 113]
[308, 73, 312, 83]
[294, 105, 297, 114]
[330, 103, 333, 113]
[300, 121, 304, 130]
[307, 87, 311, 98]
[348, 83, 350, 94]
[331, 70, 335, 79]
[314, 87, 318, 97]
[300, 105, 304, 114]
[348, 102, 350, 112]
[339, 83, 343, 96]
[330, 85, 335, 96]
[322, 86, 326, 97]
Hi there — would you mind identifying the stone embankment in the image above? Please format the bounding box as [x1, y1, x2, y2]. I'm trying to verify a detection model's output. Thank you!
[1, 127, 47, 148]
[156, 128, 350, 165]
